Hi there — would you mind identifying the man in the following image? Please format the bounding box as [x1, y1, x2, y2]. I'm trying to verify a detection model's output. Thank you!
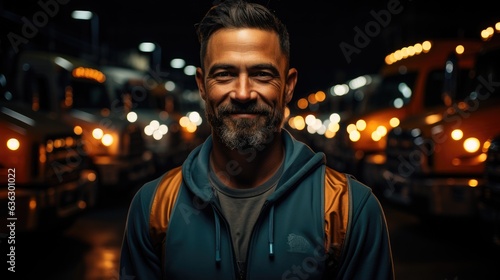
[120, 0, 394, 279]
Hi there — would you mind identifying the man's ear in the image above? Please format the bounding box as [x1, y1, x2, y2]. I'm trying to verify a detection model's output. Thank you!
[196, 67, 206, 100]
[285, 68, 298, 104]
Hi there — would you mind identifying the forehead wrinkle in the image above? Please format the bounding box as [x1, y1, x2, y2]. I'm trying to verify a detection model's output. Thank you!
[204, 28, 284, 68]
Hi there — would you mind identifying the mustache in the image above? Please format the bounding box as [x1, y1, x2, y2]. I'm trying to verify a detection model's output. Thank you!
[217, 103, 272, 116]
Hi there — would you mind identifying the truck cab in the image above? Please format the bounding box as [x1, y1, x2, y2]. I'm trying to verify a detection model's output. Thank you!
[480, 133, 500, 246]
[382, 25, 500, 218]
[13, 50, 156, 188]
[287, 74, 380, 160]
[102, 66, 183, 170]
[329, 39, 483, 196]
[101, 65, 208, 170]
[0, 74, 98, 232]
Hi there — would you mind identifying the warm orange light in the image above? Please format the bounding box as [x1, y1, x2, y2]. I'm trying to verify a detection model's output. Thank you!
[307, 93, 317, 104]
[328, 122, 340, 133]
[425, 114, 442, 125]
[88, 172, 97, 182]
[389, 117, 400, 127]
[463, 137, 480, 153]
[356, 119, 367, 131]
[101, 134, 114, 146]
[186, 123, 197, 133]
[451, 129, 463, 140]
[74, 126, 83, 135]
[349, 130, 361, 142]
[292, 116, 305, 130]
[422, 41, 432, 52]
[324, 130, 336, 138]
[6, 138, 20, 151]
[72, 67, 106, 83]
[385, 41, 430, 65]
[315, 91, 326, 102]
[297, 98, 308, 109]
[29, 198, 37, 210]
[468, 179, 479, 188]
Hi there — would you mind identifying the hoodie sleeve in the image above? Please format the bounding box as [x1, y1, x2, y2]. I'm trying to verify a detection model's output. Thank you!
[120, 181, 162, 279]
[335, 179, 395, 280]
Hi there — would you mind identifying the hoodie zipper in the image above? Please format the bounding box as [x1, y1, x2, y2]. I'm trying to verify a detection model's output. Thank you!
[210, 201, 244, 280]
[211, 191, 277, 280]
[240, 201, 274, 280]
[236, 261, 246, 280]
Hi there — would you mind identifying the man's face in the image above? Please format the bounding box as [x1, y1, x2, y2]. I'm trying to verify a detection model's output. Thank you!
[195, 28, 297, 150]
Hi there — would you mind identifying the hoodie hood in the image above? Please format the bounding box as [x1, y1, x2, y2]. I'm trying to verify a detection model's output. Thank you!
[181, 129, 326, 203]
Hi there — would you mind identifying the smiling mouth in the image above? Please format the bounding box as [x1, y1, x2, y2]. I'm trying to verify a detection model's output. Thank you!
[230, 113, 259, 118]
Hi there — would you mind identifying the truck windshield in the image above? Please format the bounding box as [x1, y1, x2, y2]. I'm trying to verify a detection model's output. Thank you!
[471, 47, 500, 101]
[71, 80, 111, 109]
[364, 72, 417, 112]
[114, 80, 167, 111]
[476, 48, 500, 99]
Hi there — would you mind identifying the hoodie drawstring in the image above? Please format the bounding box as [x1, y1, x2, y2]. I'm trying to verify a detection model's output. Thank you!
[213, 203, 275, 263]
[268, 205, 275, 258]
[213, 208, 222, 263]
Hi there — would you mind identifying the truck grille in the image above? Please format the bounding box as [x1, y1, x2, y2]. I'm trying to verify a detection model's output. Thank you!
[385, 127, 432, 177]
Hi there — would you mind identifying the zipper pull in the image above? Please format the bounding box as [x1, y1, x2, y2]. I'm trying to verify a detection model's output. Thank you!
[237, 261, 246, 280]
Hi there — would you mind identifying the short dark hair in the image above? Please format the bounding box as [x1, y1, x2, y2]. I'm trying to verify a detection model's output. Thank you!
[195, 0, 290, 69]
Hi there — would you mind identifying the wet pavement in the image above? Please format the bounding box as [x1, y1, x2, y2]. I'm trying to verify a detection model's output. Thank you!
[2, 184, 500, 280]
[0, 189, 131, 280]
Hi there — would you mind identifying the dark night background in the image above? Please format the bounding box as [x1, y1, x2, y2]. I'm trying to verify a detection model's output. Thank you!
[1, 0, 498, 101]
[1, 1, 500, 279]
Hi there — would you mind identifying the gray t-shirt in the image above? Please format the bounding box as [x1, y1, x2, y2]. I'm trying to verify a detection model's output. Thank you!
[209, 158, 284, 271]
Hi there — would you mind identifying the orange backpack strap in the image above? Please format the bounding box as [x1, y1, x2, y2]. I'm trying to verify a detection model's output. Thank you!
[323, 167, 350, 268]
[149, 166, 183, 256]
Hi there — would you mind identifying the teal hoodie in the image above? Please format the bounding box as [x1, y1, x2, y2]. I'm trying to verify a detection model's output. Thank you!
[120, 130, 394, 279]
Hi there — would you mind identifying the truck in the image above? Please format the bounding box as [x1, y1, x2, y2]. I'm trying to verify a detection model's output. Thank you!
[1, 82, 98, 232]
[382, 27, 500, 218]
[479, 133, 500, 246]
[328, 39, 484, 197]
[287, 74, 381, 161]
[12, 50, 156, 189]
[101, 65, 206, 170]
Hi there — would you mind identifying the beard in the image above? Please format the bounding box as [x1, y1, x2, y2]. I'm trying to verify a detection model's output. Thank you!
[205, 101, 285, 151]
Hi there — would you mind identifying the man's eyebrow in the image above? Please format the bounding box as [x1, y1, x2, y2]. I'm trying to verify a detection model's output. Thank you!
[207, 63, 280, 77]
[250, 63, 280, 76]
[207, 63, 234, 75]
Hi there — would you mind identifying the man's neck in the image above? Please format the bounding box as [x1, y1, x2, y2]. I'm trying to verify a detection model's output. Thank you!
[210, 133, 285, 189]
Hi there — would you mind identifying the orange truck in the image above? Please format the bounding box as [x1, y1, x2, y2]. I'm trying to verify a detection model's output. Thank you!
[480, 133, 500, 246]
[12, 50, 156, 188]
[382, 26, 500, 218]
[328, 39, 484, 197]
[0, 99, 98, 232]
[101, 65, 208, 170]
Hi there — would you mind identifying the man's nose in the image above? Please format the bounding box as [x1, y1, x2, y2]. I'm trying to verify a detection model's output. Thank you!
[231, 76, 256, 102]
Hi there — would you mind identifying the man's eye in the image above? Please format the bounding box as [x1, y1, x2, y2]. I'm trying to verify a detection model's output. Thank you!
[255, 71, 272, 77]
[252, 72, 275, 81]
[213, 71, 232, 78]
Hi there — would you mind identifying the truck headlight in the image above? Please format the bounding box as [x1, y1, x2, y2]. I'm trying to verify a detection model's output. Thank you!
[6, 138, 20, 151]
[463, 137, 480, 153]
[92, 128, 104, 140]
[101, 134, 114, 146]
